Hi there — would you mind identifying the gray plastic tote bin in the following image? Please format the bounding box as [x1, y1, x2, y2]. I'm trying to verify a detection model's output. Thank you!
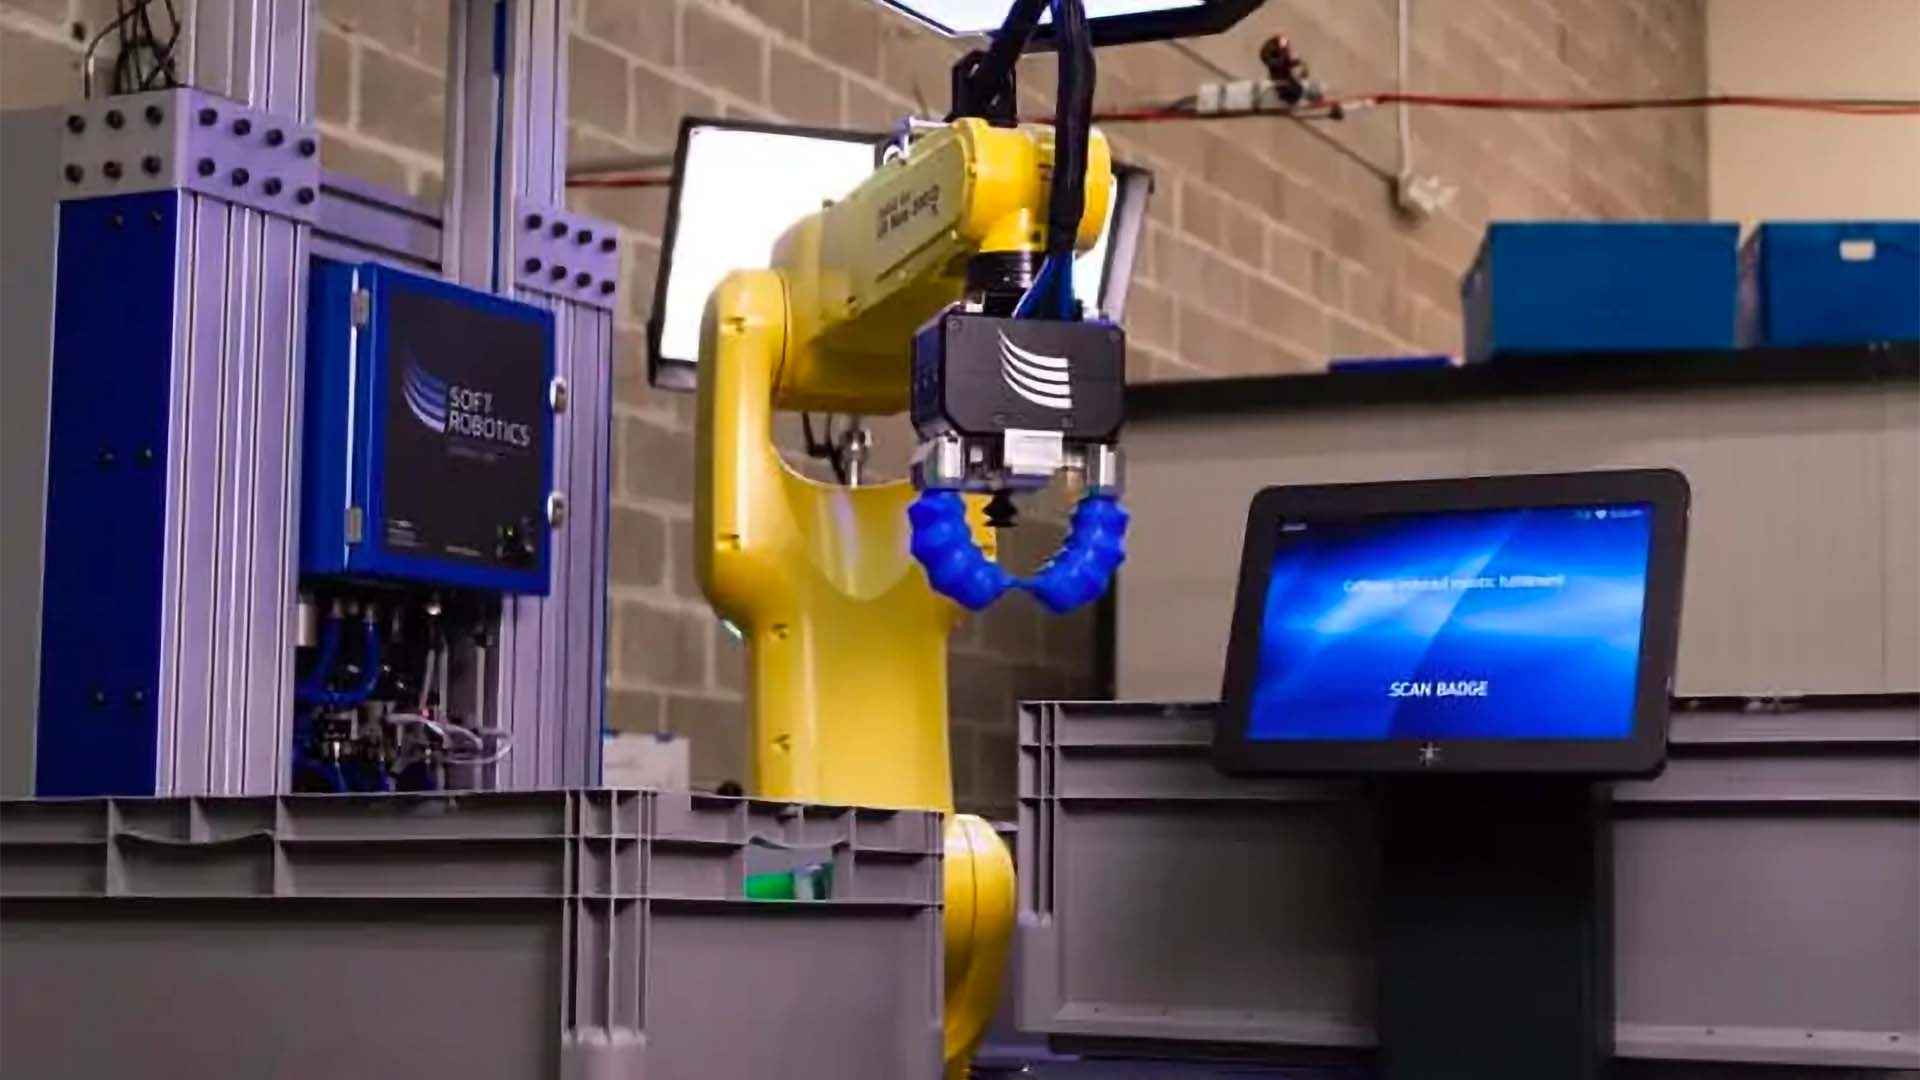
[1015, 699, 1920, 1072]
[0, 788, 943, 1079]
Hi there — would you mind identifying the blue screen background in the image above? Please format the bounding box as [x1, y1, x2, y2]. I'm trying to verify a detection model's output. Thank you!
[1248, 504, 1653, 741]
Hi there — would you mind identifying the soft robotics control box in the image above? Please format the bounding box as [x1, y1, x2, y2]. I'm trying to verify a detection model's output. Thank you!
[303, 259, 555, 594]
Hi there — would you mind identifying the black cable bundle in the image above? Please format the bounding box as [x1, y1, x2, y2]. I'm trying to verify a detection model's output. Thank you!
[800, 413, 851, 485]
[1039, 0, 1094, 318]
[956, 0, 1098, 320]
[952, 0, 1048, 123]
[83, 0, 181, 97]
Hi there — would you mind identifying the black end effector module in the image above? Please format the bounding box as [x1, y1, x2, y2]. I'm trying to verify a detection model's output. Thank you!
[911, 308, 1124, 510]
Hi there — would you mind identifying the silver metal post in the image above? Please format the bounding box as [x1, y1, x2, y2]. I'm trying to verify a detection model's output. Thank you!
[840, 421, 872, 486]
[443, 0, 614, 789]
[153, 0, 314, 794]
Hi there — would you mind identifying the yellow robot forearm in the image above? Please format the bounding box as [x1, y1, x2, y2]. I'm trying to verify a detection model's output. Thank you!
[769, 118, 1112, 415]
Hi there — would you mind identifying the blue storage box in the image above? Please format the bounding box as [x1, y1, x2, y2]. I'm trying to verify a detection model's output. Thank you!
[1739, 221, 1920, 347]
[1462, 222, 1739, 362]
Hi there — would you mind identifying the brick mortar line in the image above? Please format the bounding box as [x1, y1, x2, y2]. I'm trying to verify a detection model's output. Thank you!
[608, 411, 693, 438]
[607, 54, 709, 102]
[629, 55, 771, 125]
[317, 121, 443, 175]
[326, 21, 444, 81]
[605, 495, 691, 521]
[1480, 4, 1580, 80]
[689, 0, 772, 39]
[567, 119, 664, 195]
[1167, 233, 1342, 310]
[1143, 265, 1334, 325]
[840, 66, 920, 117]
[609, 678, 735, 700]
[1168, 303, 1337, 364]
[1, 11, 81, 52]
[720, 1, 808, 49]
[608, 583, 710, 610]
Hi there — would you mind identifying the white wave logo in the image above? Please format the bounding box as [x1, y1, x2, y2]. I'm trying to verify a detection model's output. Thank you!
[403, 360, 449, 434]
[400, 356, 533, 448]
[998, 332, 1073, 411]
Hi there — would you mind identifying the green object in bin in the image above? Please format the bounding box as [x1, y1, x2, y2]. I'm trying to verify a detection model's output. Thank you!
[745, 862, 833, 900]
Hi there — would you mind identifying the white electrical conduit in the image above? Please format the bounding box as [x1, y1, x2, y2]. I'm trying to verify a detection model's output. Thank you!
[388, 712, 449, 741]
[1397, 0, 1413, 186]
[417, 649, 437, 714]
[473, 642, 488, 739]
[436, 639, 449, 720]
[448, 744, 513, 768]
[386, 713, 513, 766]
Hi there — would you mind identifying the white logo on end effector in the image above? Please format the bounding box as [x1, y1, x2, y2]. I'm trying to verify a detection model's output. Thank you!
[998, 332, 1073, 411]
[912, 330, 1119, 497]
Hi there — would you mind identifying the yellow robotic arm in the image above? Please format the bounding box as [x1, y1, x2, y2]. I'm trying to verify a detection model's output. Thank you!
[694, 118, 1112, 1076]
[695, 118, 1112, 808]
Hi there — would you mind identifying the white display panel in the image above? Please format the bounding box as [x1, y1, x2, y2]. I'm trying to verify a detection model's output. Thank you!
[877, 0, 1202, 35]
[655, 125, 879, 367]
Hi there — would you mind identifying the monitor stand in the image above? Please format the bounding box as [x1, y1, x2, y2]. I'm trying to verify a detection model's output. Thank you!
[1377, 778, 1612, 1080]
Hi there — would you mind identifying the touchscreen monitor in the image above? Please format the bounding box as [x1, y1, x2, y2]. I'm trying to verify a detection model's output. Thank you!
[1216, 470, 1689, 776]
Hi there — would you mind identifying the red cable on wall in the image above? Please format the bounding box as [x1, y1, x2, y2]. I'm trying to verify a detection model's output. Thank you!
[1091, 93, 1920, 125]
[566, 92, 1920, 188]
[1367, 92, 1920, 116]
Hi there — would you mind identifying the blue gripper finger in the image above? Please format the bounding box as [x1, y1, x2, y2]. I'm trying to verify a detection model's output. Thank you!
[909, 491, 1011, 611]
[1024, 494, 1128, 614]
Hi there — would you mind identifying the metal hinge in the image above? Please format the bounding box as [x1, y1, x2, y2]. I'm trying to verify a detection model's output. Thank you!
[345, 506, 364, 543]
[350, 289, 371, 326]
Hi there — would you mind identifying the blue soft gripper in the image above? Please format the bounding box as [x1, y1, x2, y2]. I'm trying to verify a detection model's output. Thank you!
[908, 489, 1128, 614]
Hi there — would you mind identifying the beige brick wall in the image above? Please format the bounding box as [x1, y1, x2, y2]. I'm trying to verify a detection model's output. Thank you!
[0, 0, 1707, 816]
